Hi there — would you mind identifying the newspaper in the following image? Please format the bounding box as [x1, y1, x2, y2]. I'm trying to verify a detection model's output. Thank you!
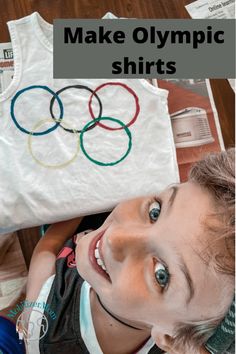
[0, 42, 14, 95]
[228, 78, 235, 92]
[185, 0, 235, 19]
[185, 1, 235, 95]
[156, 79, 224, 182]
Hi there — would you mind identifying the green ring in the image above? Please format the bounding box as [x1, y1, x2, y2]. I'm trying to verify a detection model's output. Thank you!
[80, 117, 132, 166]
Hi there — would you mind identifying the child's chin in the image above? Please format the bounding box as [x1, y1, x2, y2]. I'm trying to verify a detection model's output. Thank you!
[76, 264, 88, 282]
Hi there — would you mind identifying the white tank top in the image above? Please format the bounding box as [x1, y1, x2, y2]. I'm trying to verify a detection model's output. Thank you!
[0, 12, 179, 233]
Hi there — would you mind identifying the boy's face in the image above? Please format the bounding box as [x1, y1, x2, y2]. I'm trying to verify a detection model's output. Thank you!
[76, 181, 233, 340]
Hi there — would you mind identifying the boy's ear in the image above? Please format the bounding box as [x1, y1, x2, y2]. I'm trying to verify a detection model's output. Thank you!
[153, 333, 209, 354]
[152, 332, 175, 352]
[155, 334, 177, 354]
[152, 330, 189, 354]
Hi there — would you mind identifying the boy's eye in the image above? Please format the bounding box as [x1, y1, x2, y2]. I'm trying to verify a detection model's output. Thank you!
[149, 200, 161, 222]
[155, 263, 169, 288]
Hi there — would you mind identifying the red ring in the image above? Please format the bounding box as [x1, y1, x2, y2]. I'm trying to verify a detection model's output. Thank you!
[88, 82, 140, 130]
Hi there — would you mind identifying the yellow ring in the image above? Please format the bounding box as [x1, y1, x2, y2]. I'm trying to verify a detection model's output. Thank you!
[28, 119, 80, 169]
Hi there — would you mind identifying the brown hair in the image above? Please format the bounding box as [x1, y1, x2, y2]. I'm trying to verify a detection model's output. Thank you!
[172, 148, 235, 352]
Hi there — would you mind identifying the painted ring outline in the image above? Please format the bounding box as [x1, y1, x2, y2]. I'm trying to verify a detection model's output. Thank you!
[88, 82, 140, 131]
[10, 85, 64, 136]
[49, 85, 102, 133]
[80, 117, 132, 166]
[28, 119, 80, 169]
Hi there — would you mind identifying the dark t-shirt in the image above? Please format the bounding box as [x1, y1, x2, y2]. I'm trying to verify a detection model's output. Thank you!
[39, 236, 164, 354]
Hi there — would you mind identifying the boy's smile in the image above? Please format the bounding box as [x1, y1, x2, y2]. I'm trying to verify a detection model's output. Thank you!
[89, 228, 111, 282]
[75, 181, 234, 341]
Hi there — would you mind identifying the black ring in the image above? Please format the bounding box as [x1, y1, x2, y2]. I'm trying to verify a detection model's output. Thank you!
[49, 85, 103, 133]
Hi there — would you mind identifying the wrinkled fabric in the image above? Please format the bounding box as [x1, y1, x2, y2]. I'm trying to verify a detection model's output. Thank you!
[0, 12, 179, 234]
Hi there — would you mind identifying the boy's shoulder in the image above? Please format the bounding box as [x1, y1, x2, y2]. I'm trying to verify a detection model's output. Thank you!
[39, 234, 87, 351]
[56, 234, 78, 269]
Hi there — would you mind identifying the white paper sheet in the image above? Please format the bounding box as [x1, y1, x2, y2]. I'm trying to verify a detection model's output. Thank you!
[185, 0, 235, 19]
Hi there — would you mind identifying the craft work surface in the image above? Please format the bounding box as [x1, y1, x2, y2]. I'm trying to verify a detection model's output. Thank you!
[0, 0, 234, 238]
[0, 0, 234, 146]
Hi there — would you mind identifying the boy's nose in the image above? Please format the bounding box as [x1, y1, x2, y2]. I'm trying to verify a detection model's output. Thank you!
[107, 226, 148, 262]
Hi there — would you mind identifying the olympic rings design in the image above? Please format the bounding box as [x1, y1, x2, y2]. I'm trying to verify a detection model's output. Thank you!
[10, 82, 140, 167]
[28, 119, 80, 169]
[80, 117, 132, 166]
[88, 82, 140, 131]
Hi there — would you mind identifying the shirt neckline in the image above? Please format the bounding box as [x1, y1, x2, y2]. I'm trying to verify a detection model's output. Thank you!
[80, 281, 155, 354]
[0, 21, 22, 102]
[80, 281, 104, 354]
[31, 12, 53, 52]
[0, 12, 53, 102]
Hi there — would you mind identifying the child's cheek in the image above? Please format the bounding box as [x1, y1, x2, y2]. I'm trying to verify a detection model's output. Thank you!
[101, 211, 115, 227]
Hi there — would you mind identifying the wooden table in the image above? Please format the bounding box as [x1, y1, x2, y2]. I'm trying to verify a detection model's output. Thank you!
[0, 0, 234, 265]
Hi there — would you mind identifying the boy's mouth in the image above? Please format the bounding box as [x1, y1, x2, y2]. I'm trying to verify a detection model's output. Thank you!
[89, 229, 111, 282]
[94, 239, 108, 272]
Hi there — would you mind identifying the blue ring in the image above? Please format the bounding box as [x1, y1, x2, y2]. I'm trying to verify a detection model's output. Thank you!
[10, 85, 64, 136]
